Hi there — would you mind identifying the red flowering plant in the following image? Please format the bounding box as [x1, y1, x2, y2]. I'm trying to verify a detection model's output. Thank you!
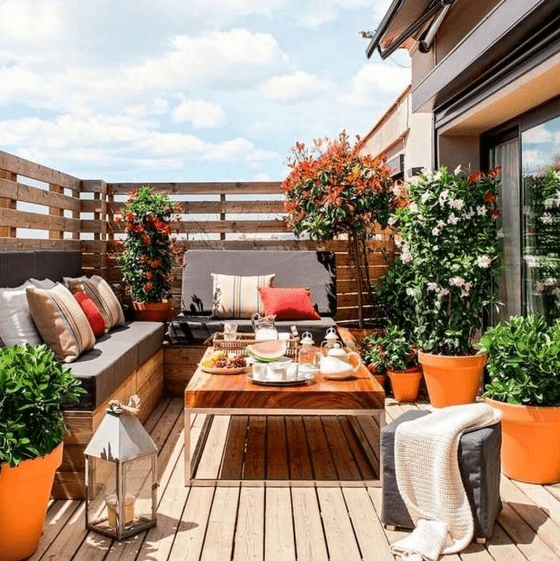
[393, 165, 502, 355]
[113, 185, 182, 303]
[282, 130, 397, 240]
[281, 130, 400, 326]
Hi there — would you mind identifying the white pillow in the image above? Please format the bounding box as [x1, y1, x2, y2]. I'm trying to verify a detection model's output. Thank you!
[211, 273, 275, 318]
[0, 281, 43, 346]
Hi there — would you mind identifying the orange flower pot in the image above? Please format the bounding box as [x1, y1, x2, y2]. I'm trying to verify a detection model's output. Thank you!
[0, 442, 63, 561]
[418, 351, 486, 407]
[486, 398, 560, 484]
[132, 300, 172, 322]
[388, 366, 423, 403]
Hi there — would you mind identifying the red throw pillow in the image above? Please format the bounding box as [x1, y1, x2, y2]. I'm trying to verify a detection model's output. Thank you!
[258, 287, 320, 320]
[74, 291, 107, 337]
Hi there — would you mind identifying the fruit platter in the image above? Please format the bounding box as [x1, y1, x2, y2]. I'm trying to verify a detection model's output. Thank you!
[201, 351, 247, 374]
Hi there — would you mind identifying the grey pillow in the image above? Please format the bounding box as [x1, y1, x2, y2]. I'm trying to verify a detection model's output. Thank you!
[0, 281, 43, 346]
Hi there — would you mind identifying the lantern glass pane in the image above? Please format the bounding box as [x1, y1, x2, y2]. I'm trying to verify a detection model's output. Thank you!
[86, 457, 117, 532]
[123, 456, 156, 527]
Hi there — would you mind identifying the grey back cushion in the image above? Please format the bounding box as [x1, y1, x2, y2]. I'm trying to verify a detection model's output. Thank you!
[182, 250, 336, 317]
[0, 250, 82, 288]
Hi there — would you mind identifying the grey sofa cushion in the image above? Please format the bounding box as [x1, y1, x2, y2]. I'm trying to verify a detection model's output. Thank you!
[181, 250, 336, 317]
[67, 322, 165, 410]
[380, 409, 502, 539]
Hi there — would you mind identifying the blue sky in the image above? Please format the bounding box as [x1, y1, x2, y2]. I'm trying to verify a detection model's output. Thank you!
[0, 0, 410, 183]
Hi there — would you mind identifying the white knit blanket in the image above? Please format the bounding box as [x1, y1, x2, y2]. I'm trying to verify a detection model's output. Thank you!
[390, 403, 501, 561]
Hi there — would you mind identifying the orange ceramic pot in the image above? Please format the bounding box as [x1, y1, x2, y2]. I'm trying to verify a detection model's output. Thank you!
[418, 351, 486, 407]
[132, 300, 172, 322]
[388, 366, 423, 403]
[486, 398, 560, 484]
[0, 442, 63, 561]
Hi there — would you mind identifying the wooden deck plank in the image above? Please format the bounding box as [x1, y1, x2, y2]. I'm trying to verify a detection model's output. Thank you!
[266, 416, 290, 480]
[265, 487, 296, 561]
[195, 414, 231, 480]
[291, 487, 329, 561]
[233, 486, 265, 561]
[322, 417, 362, 480]
[317, 487, 362, 561]
[243, 415, 267, 480]
[303, 416, 338, 480]
[285, 416, 314, 480]
[343, 487, 394, 561]
[220, 415, 248, 480]
[200, 486, 240, 561]
[338, 416, 378, 479]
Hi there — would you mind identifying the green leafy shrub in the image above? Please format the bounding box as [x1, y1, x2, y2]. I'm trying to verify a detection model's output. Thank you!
[478, 315, 560, 405]
[363, 324, 417, 372]
[0, 344, 85, 468]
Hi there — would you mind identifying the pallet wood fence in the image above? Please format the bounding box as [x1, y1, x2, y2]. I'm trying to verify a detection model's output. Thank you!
[0, 149, 395, 327]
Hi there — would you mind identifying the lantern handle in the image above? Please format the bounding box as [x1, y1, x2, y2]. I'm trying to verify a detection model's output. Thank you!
[108, 394, 140, 416]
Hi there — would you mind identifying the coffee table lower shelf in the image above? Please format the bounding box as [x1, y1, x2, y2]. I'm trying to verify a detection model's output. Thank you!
[184, 407, 384, 487]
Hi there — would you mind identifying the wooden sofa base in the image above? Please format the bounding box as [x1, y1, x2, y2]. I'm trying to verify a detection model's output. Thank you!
[163, 343, 206, 397]
[52, 348, 164, 500]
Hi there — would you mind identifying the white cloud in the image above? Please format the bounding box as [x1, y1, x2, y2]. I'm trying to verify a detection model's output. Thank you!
[523, 125, 553, 144]
[0, 113, 278, 165]
[259, 71, 328, 101]
[298, 0, 391, 29]
[0, 0, 64, 44]
[172, 100, 226, 128]
[338, 63, 410, 106]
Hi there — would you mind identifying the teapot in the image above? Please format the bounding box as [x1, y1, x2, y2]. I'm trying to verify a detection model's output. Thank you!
[251, 313, 278, 341]
[319, 346, 363, 379]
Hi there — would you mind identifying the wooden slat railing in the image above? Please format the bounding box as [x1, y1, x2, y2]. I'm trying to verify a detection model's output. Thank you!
[0, 150, 395, 326]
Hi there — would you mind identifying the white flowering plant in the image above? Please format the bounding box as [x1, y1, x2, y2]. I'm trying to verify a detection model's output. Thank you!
[393, 165, 501, 355]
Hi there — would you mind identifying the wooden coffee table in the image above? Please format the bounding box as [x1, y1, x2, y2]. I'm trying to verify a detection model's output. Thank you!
[184, 348, 385, 487]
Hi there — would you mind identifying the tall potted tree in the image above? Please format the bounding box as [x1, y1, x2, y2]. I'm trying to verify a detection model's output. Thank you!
[114, 185, 183, 321]
[395, 166, 501, 406]
[0, 344, 85, 560]
[282, 130, 401, 327]
[478, 314, 560, 483]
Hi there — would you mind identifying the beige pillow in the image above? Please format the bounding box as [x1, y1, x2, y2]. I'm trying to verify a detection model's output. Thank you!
[64, 275, 125, 330]
[211, 273, 275, 318]
[26, 283, 95, 363]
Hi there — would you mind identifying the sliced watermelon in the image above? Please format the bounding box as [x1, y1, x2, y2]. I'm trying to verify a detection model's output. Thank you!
[246, 339, 287, 362]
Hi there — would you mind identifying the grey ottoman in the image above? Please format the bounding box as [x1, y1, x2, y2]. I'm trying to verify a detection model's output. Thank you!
[381, 410, 502, 541]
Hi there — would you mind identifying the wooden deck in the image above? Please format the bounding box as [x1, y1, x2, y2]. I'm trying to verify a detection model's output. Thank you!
[33, 397, 560, 561]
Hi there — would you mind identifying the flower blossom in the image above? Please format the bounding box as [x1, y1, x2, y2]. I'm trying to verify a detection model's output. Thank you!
[427, 282, 438, 291]
[401, 249, 412, 263]
[409, 202, 418, 213]
[438, 189, 449, 206]
[449, 276, 465, 287]
[461, 281, 473, 297]
[541, 213, 553, 224]
[476, 255, 492, 268]
[432, 227, 441, 237]
[448, 214, 459, 225]
[524, 255, 538, 267]
[449, 198, 464, 210]
[421, 191, 431, 204]
[476, 205, 487, 216]
[465, 209, 475, 219]
[406, 288, 415, 297]
[439, 288, 450, 297]
[454, 164, 462, 174]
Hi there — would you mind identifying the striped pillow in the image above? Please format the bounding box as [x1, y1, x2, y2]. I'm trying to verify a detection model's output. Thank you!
[26, 283, 96, 363]
[211, 273, 275, 318]
[64, 275, 125, 330]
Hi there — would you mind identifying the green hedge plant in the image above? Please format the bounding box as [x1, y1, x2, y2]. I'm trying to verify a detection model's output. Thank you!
[363, 324, 418, 373]
[477, 315, 560, 405]
[0, 344, 85, 469]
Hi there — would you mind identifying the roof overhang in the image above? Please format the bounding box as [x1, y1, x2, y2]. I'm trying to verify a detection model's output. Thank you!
[366, 0, 455, 59]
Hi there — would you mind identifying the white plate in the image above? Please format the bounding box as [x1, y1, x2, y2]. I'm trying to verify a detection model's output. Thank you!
[247, 370, 314, 386]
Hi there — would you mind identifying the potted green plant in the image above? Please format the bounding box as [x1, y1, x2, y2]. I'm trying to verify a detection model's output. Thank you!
[477, 314, 560, 483]
[282, 130, 402, 326]
[394, 165, 501, 406]
[0, 344, 85, 560]
[114, 185, 183, 321]
[364, 324, 422, 402]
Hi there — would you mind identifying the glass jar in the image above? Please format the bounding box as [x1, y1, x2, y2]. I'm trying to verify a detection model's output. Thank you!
[297, 332, 320, 370]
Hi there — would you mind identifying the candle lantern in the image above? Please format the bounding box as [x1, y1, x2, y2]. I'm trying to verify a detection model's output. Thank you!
[84, 396, 157, 540]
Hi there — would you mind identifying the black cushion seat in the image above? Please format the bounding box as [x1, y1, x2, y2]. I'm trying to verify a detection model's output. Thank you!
[380, 409, 502, 540]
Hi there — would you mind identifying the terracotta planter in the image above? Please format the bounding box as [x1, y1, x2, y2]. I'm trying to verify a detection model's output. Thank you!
[0, 442, 63, 561]
[418, 351, 486, 407]
[132, 300, 172, 322]
[486, 398, 560, 484]
[388, 365, 423, 403]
